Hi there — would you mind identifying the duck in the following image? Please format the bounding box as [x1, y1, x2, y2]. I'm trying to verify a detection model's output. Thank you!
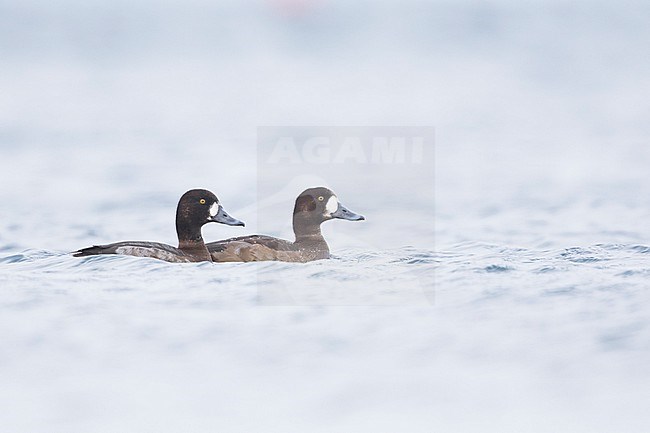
[206, 187, 364, 262]
[73, 189, 244, 263]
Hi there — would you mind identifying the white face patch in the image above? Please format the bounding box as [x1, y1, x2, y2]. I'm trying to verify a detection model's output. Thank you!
[325, 195, 338, 215]
[209, 202, 220, 218]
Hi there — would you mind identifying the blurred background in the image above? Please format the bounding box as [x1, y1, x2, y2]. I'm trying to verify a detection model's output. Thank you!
[1, 1, 650, 432]
[1, 0, 649, 250]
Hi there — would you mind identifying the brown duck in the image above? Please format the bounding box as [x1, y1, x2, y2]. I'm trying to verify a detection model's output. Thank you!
[73, 189, 244, 263]
[206, 187, 365, 263]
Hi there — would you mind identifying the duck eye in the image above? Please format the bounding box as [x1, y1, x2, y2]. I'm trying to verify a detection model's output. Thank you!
[318, 196, 324, 201]
[199, 199, 206, 205]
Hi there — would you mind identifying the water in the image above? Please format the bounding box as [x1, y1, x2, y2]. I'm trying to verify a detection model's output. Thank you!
[2, 1, 650, 432]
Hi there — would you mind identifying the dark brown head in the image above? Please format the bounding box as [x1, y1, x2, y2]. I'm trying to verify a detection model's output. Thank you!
[292, 187, 364, 240]
[176, 189, 244, 245]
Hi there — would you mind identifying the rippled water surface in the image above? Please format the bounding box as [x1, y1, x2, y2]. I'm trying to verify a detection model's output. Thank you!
[2, 1, 650, 432]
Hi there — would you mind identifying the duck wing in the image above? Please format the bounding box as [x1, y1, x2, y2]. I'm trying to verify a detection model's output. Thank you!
[73, 241, 191, 263]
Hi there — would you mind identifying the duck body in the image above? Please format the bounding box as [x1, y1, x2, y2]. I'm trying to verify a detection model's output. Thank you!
[207, 234, 330, 263]
[207, 187, 364, 263]
[74, 241, 211, 263]
[73, 189, 244, 263]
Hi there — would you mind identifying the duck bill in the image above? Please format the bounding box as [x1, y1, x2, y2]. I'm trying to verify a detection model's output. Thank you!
[211, 205, 245, 226]
[331, 203, 365, 221]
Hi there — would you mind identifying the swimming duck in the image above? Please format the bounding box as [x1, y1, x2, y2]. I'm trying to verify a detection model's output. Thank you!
[73, 189, 244, 263]
[206, 187, 364, 262]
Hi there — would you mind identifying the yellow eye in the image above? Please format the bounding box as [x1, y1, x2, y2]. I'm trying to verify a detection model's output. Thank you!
[318, 196, 324, 201]
[199, 199, 206, 205]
